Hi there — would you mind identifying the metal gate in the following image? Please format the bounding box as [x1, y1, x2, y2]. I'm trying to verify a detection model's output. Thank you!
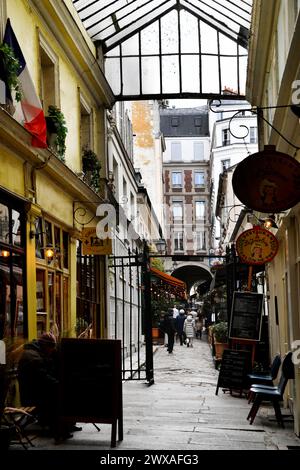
[109, 248, 154, 384]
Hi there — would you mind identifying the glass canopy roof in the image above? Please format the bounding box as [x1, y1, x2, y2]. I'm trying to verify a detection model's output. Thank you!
[72, 0, 253, 101]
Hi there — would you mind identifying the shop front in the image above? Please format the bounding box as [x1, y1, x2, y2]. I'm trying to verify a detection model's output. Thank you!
[0, 190, 27, 353]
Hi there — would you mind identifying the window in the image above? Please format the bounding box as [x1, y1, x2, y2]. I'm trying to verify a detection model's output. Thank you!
[171, 117, 179, 127]
[130, 192, 135, 221]
[195, 201, 205, 220]
[194, 117, 202, 127]
[39, 36, 59, 112]
[222, 128, 230, 146]
[174, 232, 184, 252]
[171, 142, 182, 161]
[80, 97, 93, 152]
[122, 178, 127, 203]
[194, 142, 204, 161]
[221, 159, 231, 171]
[172, 172, 182, 187]
[195, 232, 206, 251]
[250, 127, 257, 143]
[172, 202, 183, 221]
[0, 198, 26, 341]
[194, 171, 205, 186]
[35, 218, 69, 337]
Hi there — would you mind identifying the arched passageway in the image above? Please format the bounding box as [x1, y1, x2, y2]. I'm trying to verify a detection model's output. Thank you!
[171, 263, 212, 294]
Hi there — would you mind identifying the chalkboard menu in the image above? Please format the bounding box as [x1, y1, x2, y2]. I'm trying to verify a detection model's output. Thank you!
[59, 338, 123, 448]
[229, 291, 263, 341]
[216, 349, 251, 395]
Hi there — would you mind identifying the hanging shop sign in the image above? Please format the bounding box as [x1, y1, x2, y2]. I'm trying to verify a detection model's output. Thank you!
[232, 145, 300, 212]
[236, 226, 279, 265]
[81, 227, 112, 255]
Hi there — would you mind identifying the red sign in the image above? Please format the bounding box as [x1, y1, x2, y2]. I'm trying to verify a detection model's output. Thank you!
[232, 145, 300, 212]
[236, 226, 279, 265]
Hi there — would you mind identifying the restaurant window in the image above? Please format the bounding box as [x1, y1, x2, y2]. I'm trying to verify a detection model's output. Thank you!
[35, 218, 69, 338]
[0, 198, 26, 341]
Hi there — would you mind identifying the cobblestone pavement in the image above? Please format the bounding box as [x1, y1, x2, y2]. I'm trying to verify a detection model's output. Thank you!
[9, 336, 300, 451]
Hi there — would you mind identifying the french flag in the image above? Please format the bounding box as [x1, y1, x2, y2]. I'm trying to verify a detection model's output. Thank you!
[3, 19, 47, 148]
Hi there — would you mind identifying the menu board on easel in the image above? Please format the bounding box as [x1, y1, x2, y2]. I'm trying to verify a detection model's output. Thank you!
[229, 291, 263, 341]
[60, 338, 123, 448]
[216, 349, 251, 395]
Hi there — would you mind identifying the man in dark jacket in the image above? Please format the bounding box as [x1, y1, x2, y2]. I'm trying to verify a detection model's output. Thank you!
[161, 309, 176, 353]
[18, 332, 60, 431]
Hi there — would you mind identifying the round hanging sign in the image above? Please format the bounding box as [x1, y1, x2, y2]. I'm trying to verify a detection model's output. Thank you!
[232, 145, 300, 212]
[236, 226, 279, 265]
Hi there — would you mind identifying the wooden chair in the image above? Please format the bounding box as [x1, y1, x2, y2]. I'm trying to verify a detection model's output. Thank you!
[3, 406, 37, 449]
[247, 353, 281, 402]
[1, 364, 38, 449]
[247, 351, 294, 427]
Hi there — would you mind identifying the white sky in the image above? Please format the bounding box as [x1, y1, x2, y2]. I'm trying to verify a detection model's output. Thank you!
[167, 99, 207, 108]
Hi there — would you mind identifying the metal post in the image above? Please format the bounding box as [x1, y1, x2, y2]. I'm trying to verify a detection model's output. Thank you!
[143, 241, 154, 385]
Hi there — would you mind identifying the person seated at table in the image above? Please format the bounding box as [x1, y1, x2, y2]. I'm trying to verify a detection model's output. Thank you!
[18, 332, 81, 442]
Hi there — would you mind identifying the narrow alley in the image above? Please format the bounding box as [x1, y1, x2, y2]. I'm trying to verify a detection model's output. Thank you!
[10, 336, 300, 452]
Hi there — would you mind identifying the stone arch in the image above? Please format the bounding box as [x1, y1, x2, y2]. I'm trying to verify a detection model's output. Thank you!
[171, 262, 212, 294]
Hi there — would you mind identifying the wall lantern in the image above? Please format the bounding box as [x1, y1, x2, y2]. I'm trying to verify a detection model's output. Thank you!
[262, 214, 278, 230]
[1, 250, 10, 257]
[45, 246, 54, 260]
[155, 239, 166, 254]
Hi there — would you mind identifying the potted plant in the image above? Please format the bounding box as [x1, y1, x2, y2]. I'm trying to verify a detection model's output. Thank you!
[46, 105, 68, 161]
[82, 149, 101, 193]
[0, 43, 22, 103]
[211, 321, 229, 361]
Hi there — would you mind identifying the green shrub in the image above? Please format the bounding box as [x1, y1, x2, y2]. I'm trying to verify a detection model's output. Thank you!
[211, 321, 228, 343]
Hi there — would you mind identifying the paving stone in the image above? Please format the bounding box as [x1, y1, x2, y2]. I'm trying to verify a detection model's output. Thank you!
[10, 337, 300, 451]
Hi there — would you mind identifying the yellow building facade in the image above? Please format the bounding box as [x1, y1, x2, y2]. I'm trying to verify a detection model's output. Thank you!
[0, 0, 114, 365]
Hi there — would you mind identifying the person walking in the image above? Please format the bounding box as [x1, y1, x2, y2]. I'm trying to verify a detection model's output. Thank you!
[161, 309, 176, 353]
[183, 314, 195, 347]
[195, 315, 204, 340]
[175, 308, 186, 345]
[172, 304, 179, 319]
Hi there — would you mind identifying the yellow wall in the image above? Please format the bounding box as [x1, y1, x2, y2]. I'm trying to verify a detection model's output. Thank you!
[35, 172, 73, 227]
[0, 148, 25, 196]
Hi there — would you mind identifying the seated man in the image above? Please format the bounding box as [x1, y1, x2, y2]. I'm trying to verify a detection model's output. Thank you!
[18, 332, 81, 442]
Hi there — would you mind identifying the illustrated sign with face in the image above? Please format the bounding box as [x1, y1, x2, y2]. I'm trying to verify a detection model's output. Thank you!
[236, 226, 279, 265]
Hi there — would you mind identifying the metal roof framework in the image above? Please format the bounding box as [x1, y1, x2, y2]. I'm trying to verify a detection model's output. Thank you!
[72, 0, 252, 101]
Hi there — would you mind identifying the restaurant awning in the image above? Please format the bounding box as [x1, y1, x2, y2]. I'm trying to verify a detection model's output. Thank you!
[150, 266, 186, 289]
[150, 267, 186, 299]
